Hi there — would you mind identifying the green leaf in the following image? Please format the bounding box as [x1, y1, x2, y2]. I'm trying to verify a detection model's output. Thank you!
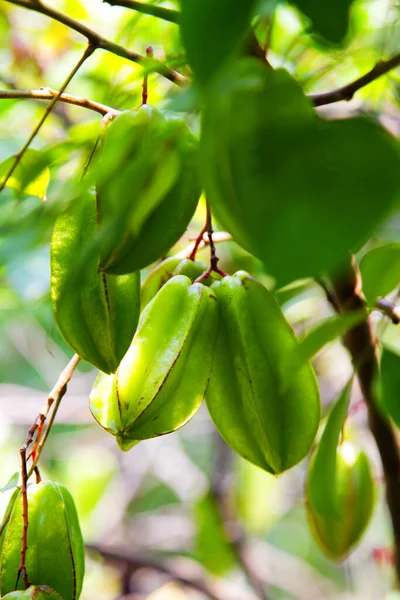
[291, 0, 355, 44]
[201, 60, 400, 285]
[306, 380, 376, 559]
[0, 149, 50, 200]
[380, 348, 400, 428]
[0, 473, 18, 494]
[294, 310, 368, 366]
[360, 243, 400, 305]
[307, 381, 352, 517]
[180, 0, 257, 87]
[193, 492, 236, 576]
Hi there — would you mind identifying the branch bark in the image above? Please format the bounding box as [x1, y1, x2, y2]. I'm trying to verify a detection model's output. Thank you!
[4, 0, 187, 87]
[310, 52, 400, 107]
[86, 545, 225, 600]
[329, 257, 400, 586]
[0, 88, 118, 116]
[104, 0, 180, 23]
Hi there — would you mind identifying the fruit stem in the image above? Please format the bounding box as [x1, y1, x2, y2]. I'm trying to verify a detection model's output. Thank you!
[17, 446, 31, 589]
[142, 45, 154, 105]
[195, 202, 228, 282]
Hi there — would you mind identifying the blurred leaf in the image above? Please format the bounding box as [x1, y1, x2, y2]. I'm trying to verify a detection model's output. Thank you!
[128, 479, 180, 514]
[307, 381, 352, 517]
[306, 380, 376, 559]
[294, 310, 368, 366]
[193, 492, 236, 575]
[236, 458, 281, 534]
[0, 149, 50, 200]
[201, 60, 400, 285]
[360, 243, 400, 305]
[380, 347, 400, 428]
[180, 0, 258, 87]
[0, 472, 18, 493]
[292, 0, 355, 43]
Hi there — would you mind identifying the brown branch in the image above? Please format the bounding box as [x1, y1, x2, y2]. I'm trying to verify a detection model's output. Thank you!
[195, 203, 228, 282]
[375, 298, 400, 325]
[0, 88, 118, 116]
[179, 231, 232, 261]
[5, 0, 187, 87]
[0, 44, 95, 192]
[86, 545, 225, 600]
[329, 256, 400, 586]
[104, 0, 180, 24]
[26, 354, 81, 479]
[17, 447, 30, 589]
[310, 52, 400, 107]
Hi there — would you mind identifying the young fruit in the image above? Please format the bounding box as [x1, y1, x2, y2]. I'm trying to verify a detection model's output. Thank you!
[306, 383, 376, 559]
[96, 106, 202, 274]
[2, 586, 63, 599]
[206, 271, 321, 474]
[51, 191, 140, 374]
[90, 275, 219, 450]
[0, 481, 85, 600]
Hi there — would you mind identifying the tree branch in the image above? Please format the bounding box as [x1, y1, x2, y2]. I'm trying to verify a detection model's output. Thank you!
[329, 256, 400, 586]
[310, 52, 400, 107]
[104, 0, 180, 24]
[0, 88, 118, 116]
[4, 0, 187, 87]
[375, 298, 400, 325]
[26, 354, 81, 479]
[0, 44, 95, 192]
[86, 545, 225, 600]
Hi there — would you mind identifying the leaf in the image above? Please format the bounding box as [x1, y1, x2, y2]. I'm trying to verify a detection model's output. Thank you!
[291, 0, 355, 44]
[194, 492, 236, 576]
[201, 60, 400, 285]
[380, 347, 400, 428]
[0, 149, 50, 200]
[294, 310, 368, 366]
[307, 381, 352, 517]
[180, 0, 258, 87]
[0, 473, 18, 494]
[306, 380, 375, 559]
[360, 243, 400, 305]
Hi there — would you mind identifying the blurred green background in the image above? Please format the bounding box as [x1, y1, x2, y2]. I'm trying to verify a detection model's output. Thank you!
[1, 1, 400, 598]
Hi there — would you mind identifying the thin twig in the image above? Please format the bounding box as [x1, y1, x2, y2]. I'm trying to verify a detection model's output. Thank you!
[0, 44, 95, 193]
[0, 88, 118, 116]
[17, 447, 30, 589]
[141, 46, 153, 105]
[14, 354, 80, 587]
[375, 298, 400, 325]
[86, 545, 225, 600]
[195, 203, 228, 282]
[329, 256, 400, 586]
[310, 51, 400, 106]
[26, 354, 81, 479]
[104, 0, 180, 23]
[4, 0, 187, 87]
[176, 231, 232, 260]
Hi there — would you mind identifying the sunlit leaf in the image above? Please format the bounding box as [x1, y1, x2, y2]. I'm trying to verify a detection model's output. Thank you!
[0, 149, 50, 200]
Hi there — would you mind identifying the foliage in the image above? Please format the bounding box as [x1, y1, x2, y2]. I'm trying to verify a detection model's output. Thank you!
[1, 1, 400, 599]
